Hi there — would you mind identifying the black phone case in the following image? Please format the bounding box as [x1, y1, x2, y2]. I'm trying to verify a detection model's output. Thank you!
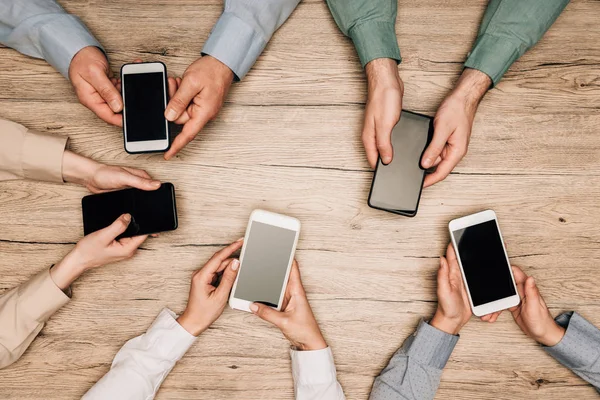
[367, 110, 434, 218]
[81, 183, 178, 239]
[120, 62, 171, 154]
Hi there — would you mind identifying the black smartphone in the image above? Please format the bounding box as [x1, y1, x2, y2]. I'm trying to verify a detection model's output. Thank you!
[82, 183, 178, 239]
[368, 110, 434, 217]
[121, 62, 170, 154]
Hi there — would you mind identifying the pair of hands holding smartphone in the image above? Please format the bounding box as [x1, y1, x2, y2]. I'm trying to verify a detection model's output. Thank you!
[69, 46, 232, 160]
[177, 240, 328, 351]
[431, 244, 565, 347]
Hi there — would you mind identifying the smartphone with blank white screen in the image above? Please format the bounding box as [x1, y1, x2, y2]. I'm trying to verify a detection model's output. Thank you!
[229, 210, 301, 312]
[448, 210, 520, 316]
[121, 62, 170, 153]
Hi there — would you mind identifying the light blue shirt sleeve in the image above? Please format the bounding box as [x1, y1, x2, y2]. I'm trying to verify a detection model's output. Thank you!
[201, 0, 301, 80]
[0, 0, 102, 79]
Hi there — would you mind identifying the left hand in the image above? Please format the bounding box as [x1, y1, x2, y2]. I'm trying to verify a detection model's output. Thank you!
[69, 46, 123, 127]
[421, 68, 491, 188]
[176, 240, 244, 336]
[62, 150, 161, 193]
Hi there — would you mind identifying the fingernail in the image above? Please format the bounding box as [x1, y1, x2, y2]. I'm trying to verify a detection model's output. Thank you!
[151, 181, 161, 188]
[110, 100, 121, 112]
[423, 158, 432, 168]
[123, 213, 131, 222]
[236, 237, 244, 242]
[250, 304, 258, 312]
[231, 259, 240, 271]
[165, 109, 176, 121]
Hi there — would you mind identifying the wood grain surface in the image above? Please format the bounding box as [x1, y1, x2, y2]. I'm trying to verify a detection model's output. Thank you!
[1, 0, 600, 399]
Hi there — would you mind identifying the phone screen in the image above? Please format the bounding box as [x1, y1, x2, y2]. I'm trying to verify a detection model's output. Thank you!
[82, 183, 177, 238]
[234, 221, 297, 307]
[452, 220, 516, 306]
[369, 111, 433, 216]
[123, 71, 167, 142]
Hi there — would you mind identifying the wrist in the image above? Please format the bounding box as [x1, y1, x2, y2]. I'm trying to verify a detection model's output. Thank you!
[50, 251, 87, 290]
[365, 58, 403, 92]
[293, 332, 328, 351]
[451, 68, 491, 110]
[430, 311, 463, 335]
[176, 312, 208, 337]
[204, 55, 234, 83]
[62, 150, 102, 186]
[537, 322, 566, 347]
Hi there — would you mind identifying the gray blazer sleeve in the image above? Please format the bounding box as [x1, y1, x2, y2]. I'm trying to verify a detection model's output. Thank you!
[0, 0, 102, 78]
[544, 312, 600, 393]
[201, 0, 301, 80]
[369, 320, 459, 400]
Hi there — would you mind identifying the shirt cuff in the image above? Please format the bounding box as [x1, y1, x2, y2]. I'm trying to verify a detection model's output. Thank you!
[18, 268, 70, 323]
[464, 33, 524, 86]
[37, 14, 103, 79]
[544, 312, 600, 369]
[348, 20, 401, 68]
[291, 347, 338, 386]
[202, 12, 266, 80]
[142, 308, 197, 361]
[403, 320, 459, 369]
[22, 130, 68, 183]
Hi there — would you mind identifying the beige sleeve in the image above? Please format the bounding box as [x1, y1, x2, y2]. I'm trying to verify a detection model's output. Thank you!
[0, 268, 70, 369]
[0, 119, 68, 183]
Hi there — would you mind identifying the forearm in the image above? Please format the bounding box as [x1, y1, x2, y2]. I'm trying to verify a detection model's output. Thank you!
[326, 0, 400, 67]
[449, 68, 491, 113]
[61, 150, 102, 187]
[201, 0, 301, 80]
[369, 320, 458, 400]
[464, 0, 570, 85]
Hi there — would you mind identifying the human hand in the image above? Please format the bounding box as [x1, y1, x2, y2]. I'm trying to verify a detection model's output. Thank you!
[509, 266, 565, 346]
[421, 68, 491, 187]
[50, 214, 147, 289]
[62, 150, 160, 193]
[250, 260, 327, 351]
[163, 55, 234, 160]
[430, 243, 473, 335]
[362, 58, 403, 168]
[69, 46, 123, 127]
[176, 240, 244, 336]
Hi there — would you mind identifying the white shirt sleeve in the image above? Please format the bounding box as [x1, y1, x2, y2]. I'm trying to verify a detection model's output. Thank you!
[82, 308, 196, 400]
[291, 347, 346, 400]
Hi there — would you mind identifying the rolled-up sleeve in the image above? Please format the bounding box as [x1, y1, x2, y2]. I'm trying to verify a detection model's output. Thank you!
[201, 0, 301, 80]
[0, 0, 103, 78]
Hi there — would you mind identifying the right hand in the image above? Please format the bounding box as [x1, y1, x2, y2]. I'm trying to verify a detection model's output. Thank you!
[251, 260, 327, 351]
[163, 55, 234, 160]
[50, 214, 147, 289]
[509, 266, 565, 346]
[362, 58, 404, 168]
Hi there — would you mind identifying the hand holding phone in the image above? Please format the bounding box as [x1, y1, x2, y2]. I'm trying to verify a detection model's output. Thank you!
[250, 260, 328, 351]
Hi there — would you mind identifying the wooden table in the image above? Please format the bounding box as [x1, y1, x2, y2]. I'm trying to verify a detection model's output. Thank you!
[1, 0, 599, 398]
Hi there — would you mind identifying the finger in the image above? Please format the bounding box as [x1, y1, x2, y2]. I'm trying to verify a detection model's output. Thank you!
[118, 169, 161, 191]
[99, 214, 132, 242]
[133, 59, 143, 63]
[250, 302, 286, 327]
[117, 234, 148, 256]
[421, 121, 451, 169]
[88, 67, 123, 113]
[437, 256, 451, 294]
[511, 265, 527, 284]
[165, 77, 200, 122]
[164, 109, 213, 160]
[423, 148, 462, 188]
[433, 156, 442, 167]
[375, 123, 394, 165]
[216, 259, 240, 298]
[121, 167, 152, 180]
[445, 243, 458, 264]
[168, 77, 178, 99]
[86, 101, 123, 127]
[481, 314, 491, 322]
[287, 260, 306, 296]
[524, 277, 542, 303]
[201, 240, 244, 277]
[362, 118, 378, 169]
[488, 311, 501, 323]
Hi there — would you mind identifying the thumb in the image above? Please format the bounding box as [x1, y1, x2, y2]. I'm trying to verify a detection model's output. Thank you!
[100, 214, 131, 242]
[89, 68, 122, 113]
[120, 170, 161, 191]
[437, 256, 451, 295]
[165, 78, 199, 121]
[216, 259, 240, 298]
[421, 122, 450, 169]
[524, 277, 542, 305]
[250, 302, 285, 327]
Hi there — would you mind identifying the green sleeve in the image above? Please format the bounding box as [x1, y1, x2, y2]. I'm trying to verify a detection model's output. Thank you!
[325, 0, 401, 68]
[464, 0, 570, 86]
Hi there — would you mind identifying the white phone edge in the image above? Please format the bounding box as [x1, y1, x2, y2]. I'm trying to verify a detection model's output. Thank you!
[229, 209, 301, 313]
[121, 62, 170, 153]
[448, 209, 520, 317]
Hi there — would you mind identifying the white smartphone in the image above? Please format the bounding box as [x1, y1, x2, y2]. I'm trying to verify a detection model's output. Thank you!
[229, 209, 301, 312]
[121, 62, 170, 153]
[448, 210, 520, 316]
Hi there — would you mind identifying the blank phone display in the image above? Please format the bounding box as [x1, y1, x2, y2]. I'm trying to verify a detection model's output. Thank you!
[453, 220, 516, 306]
[234, 222, 297, 307]
[123, 72, 167, 142]
[369, 111, 432, 215]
